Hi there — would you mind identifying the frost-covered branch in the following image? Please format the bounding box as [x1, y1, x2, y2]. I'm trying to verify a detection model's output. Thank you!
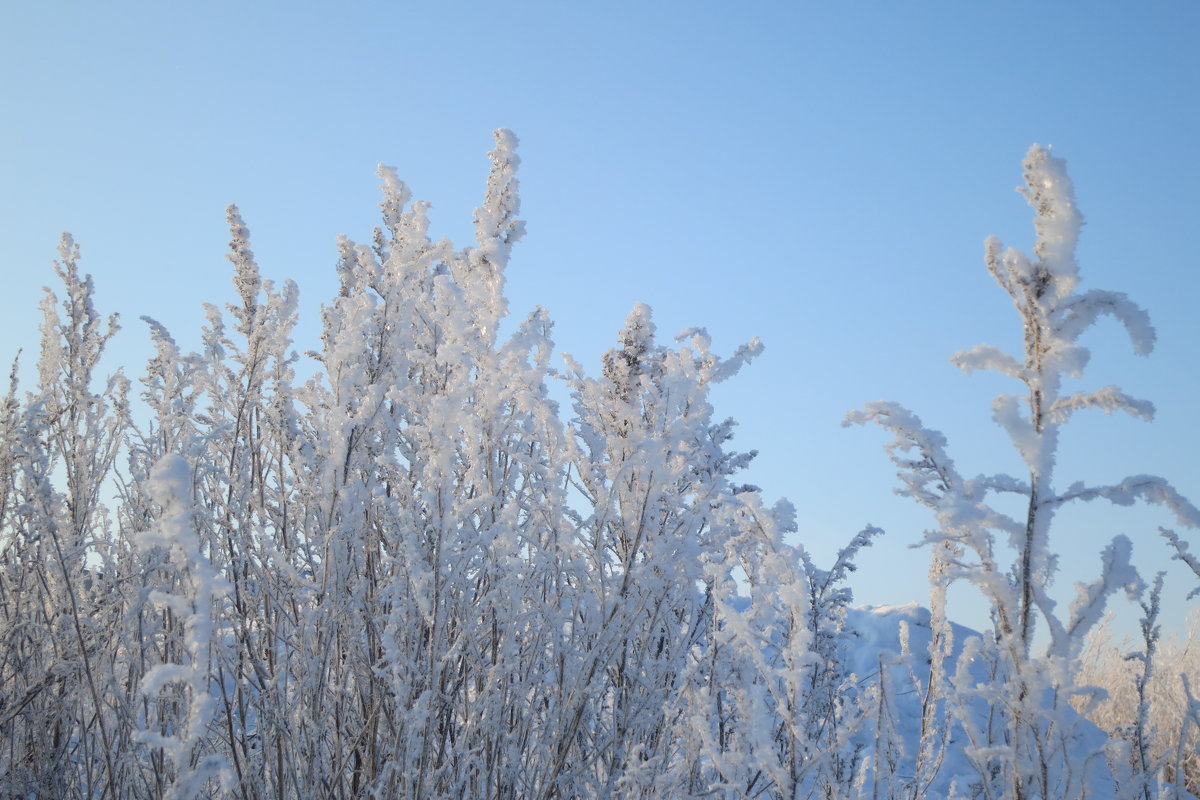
[1050, 476, 1200, 529]
[1056, 289, 1156, 355]
[844, 402, 960, 509]
[1047, 385, 1155, 425]
[951, 344, 1025, 380]
[1042, 535, 1143, 661]
[1162, 529, 1200, 599]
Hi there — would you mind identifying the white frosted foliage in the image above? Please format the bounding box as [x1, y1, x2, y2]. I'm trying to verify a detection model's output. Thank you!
[4, 134, 1197, 799]
[136, 453, 232, 800]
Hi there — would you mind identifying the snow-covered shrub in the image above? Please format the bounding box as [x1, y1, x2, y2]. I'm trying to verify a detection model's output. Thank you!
[0, 237, 131, 798]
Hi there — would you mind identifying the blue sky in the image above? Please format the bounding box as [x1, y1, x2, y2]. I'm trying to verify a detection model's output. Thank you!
[3, 1, 1198, 639]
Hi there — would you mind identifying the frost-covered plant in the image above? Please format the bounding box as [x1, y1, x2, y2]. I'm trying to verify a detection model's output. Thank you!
[1077, 609, 1200, 797]
[557, 306, 768, 797]
[794, 527, 880, 797]
[0, 238, 131, 799]
[136, 454, 233, 800]
[848, 145, 1200, 800]
[1171, 677, 1200, 799]
[285, 129, 582, 799]
[1128, 574, 1165, 800]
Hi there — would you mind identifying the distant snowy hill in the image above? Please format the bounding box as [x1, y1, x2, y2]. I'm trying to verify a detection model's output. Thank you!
[845, 603, 1139, 799]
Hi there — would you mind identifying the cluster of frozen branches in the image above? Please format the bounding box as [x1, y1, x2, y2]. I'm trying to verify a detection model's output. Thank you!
[0, 131, 878, 800]
[0, 133, 1196, 799]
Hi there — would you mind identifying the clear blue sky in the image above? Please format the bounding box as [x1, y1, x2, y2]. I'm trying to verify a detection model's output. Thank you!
[3, 1, 1198, 639]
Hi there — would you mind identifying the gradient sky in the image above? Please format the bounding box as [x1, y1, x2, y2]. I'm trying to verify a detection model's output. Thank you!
[3, 1, 1198, 640]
